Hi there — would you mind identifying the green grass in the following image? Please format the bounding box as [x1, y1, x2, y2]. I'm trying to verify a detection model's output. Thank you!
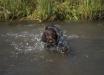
[28, 0, 54, 22]
[78, 0, 103, 20]
[0, 0, 104, 22]
[0, 0, 36, 21]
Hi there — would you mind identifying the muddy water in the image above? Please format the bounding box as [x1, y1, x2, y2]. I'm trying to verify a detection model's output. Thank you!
[0, 22, 104, 75]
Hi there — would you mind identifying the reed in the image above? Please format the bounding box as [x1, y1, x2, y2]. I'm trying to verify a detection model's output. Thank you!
[0, 0, 104, 22]
[0, 0, 36, 21]
[78, 0, 103, 20]
[28, 0, 54, 22]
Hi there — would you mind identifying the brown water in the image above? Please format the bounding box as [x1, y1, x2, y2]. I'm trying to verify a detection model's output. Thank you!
[0, 21, 104, 75]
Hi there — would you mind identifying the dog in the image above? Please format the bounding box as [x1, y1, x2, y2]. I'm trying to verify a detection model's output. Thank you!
[41, 24, 70, 54]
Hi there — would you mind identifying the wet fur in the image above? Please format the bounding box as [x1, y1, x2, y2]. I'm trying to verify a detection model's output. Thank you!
[41, 25, 70, 54]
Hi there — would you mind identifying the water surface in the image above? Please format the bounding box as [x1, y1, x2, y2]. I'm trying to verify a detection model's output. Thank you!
[0, 21, 104, 75]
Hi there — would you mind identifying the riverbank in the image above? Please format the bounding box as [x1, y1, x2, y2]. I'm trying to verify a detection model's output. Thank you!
[0, 0, 104, 22]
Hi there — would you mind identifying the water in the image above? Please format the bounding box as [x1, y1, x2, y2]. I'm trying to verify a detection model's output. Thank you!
[0, 21, 104, 75]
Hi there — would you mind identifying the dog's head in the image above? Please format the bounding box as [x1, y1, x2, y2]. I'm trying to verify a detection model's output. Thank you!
[42, 25, 58, 45]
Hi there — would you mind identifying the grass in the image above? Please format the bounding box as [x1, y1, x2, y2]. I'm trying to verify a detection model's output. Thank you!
[0, 0, 36, 21]
[27, 0, 54, 22]
[0, 0, 104, 22]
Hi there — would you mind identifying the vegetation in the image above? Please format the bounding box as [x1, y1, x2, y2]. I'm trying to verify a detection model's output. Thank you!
[0, 0, 104, 22]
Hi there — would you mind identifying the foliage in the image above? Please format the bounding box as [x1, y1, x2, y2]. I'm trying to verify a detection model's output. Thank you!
[0, 0, 36, 21]
[0, 0, 104, 22]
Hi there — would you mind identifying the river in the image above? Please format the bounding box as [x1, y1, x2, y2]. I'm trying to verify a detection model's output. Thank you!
[0, 21, 104, 75]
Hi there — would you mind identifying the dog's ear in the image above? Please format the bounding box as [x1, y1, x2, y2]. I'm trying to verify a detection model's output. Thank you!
[41, 32, 47, 42]
[45, 25, 49, 30]
[45, 25, 55, 30]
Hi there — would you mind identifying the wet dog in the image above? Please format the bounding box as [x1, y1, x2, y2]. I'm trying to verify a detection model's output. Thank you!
[41, 25, 70, 54]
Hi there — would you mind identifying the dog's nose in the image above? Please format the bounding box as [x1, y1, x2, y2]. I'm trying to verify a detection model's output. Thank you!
[48, 40, 53, 43]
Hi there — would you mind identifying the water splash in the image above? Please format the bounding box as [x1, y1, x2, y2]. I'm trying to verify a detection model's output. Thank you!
[5, 31, 44, 53]
[2, 28, 80, 54]
[67, 34, 79, 39]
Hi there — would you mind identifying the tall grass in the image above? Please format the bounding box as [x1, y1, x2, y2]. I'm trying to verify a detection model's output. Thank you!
[28, 0, 54, 22]
[78, 0, 103, 20]
[0, 0, 104, 22]
[0, 0, 36, 21]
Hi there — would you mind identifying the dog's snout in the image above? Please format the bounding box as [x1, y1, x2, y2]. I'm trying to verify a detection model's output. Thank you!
[48, 37, 54, 43]
[48, 40, 53, 43]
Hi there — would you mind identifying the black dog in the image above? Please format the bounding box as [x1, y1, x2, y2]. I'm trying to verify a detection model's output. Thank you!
[41, 24, 70, 54]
